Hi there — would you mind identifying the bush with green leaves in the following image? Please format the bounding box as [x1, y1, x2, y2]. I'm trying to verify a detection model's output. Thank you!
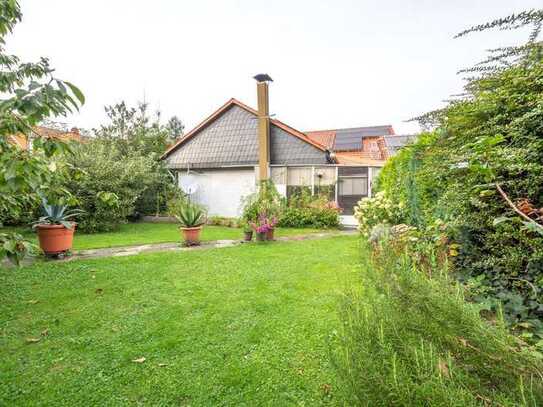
[353, 192, 402, 237]
[93, 101, 183, 217]
[63, 141, 159, 233]
[333, 241, 543, 406]
[240, 180, 283, 223]
[373, 12, 543, 341]
[278, 189, 340, 228]
[206, 216, 239, 228]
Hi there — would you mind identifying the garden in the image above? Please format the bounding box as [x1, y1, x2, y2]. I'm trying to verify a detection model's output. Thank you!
[2, 2, 543, 406]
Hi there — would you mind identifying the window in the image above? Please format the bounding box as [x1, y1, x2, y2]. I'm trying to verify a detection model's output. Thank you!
[339, 177, 368, 196]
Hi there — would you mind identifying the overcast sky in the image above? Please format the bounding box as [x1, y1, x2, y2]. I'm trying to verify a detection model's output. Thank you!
[6, 0, 541, 134]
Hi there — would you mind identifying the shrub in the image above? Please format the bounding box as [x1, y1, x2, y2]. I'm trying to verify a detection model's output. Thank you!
[206, 216, 239, 228]
[333, 241, 543, 406]
[353, 192, 402, 237]
[240, 180, 283, 223]
[278, 189, 340, 228]
[375, 45, 543, 341]
[65, 141, 158, 233]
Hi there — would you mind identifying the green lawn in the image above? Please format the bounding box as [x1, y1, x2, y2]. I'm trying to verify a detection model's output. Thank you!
[0, 235, 360, 405]
[2, 222, 327, 250]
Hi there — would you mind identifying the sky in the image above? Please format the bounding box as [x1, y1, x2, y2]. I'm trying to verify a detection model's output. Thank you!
[6, 0, 541, 135]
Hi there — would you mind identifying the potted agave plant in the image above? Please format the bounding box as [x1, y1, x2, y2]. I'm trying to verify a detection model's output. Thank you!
[32, 199, 83, 256]
[172, 201, 206, 245]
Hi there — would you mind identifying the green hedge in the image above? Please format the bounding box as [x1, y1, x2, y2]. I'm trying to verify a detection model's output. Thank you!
[377, 57, 543, 340]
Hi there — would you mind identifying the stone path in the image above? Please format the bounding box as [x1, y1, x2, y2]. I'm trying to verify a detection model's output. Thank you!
[67, 230, 356, 262]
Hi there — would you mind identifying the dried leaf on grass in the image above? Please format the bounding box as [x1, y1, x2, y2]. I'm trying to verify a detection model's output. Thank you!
[132, 357, 146, 363]
[25, 337, 41, 344]
[437, 359, 450, 378]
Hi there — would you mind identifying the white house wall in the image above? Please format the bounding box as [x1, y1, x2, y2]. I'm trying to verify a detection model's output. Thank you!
[178, 168, 256, 218]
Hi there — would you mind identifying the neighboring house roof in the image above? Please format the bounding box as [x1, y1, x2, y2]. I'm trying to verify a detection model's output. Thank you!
[9, 126, 84, 150]
[162, 98, 326, 160]
[384, 134, 417, 156]
[334, 152, 388, 167]
[305, 125, 395, 151]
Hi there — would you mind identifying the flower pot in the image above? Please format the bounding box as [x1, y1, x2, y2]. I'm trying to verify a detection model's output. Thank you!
[180, 226, 202, 245]
[255, 232, 266, 242]
[266, 228, 275, 241]
[36, 223, 76, 255]
[243, 231, 253, 241]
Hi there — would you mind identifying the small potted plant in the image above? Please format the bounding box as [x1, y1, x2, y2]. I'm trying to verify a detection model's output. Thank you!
[32, 199, 83, 256]
[265, 216, 278, 241]
[241, 220, 253, 242]
[253, 223, 268, 242]
[171, 200, 206, 245]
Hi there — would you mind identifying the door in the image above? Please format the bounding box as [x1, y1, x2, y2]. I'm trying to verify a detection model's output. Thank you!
[338, 167, 368, 215]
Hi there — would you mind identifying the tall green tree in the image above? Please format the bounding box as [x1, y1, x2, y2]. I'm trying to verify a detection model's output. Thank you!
[0, 0, 84, 265]
[94, 101, 182, 157]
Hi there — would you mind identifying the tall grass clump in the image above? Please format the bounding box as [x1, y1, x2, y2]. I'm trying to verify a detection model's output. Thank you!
[333, 242, 543, 406]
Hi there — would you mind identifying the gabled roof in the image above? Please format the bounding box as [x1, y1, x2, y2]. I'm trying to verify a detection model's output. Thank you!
[161, 98, 326, 159]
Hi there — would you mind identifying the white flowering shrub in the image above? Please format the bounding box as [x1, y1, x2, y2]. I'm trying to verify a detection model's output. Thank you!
[354, 192, 401, 237]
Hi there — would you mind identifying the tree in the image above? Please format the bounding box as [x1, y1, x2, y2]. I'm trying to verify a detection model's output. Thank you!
[94, 101, 182, 157]
[0, 0, 84, 265]
[86, 101, 182, 221]
[166, 115, 184, 141]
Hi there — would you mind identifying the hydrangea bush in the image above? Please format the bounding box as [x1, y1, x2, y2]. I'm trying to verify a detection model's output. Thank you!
[353, 192, 402, 237]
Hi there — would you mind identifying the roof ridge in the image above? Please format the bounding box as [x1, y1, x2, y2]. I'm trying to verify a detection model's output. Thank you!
[305, 124, 394, 133]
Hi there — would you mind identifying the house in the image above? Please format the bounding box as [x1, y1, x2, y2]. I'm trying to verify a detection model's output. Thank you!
[8, 126, 84, 150]
[161, 75, 412, 224]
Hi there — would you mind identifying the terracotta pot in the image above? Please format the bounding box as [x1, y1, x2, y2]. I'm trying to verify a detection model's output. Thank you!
[36, 223, 76, 255]
[255, 232, 266, 242]
[266, 228, 275, 241]
[243, 231, 253, 241]
[180, 226, 202, 245]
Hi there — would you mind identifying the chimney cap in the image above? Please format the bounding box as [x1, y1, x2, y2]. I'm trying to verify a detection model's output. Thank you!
[253, 73, 273, 83]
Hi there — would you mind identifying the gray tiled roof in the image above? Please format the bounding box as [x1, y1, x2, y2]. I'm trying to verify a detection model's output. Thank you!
[271, 125, 328, 165]
[165, 104, 327, 169]
[384, 134, 418, 155]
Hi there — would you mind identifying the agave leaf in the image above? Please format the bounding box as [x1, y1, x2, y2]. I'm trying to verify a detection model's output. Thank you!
[60, 220, 73, 229]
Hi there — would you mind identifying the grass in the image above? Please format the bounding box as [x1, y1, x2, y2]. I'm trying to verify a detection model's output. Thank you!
[333, 242, 543, 406]
[0, 235, 360, 405]
[1, 222, 327, 250]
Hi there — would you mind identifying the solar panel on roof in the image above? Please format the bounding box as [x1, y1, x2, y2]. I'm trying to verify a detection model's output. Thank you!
[333, 126, 394, 151]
